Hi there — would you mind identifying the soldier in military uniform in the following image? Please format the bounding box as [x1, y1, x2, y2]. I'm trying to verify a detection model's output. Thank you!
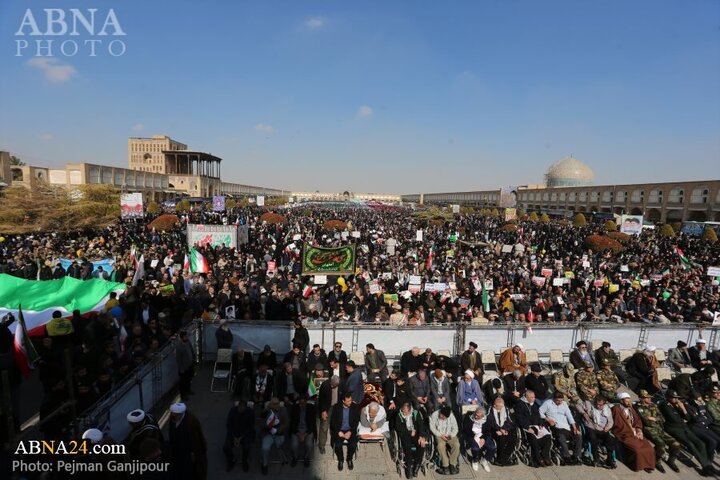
[596, 359, 621, 402]
[576, 361, 600, 402]
[685, 397, 720, 456]
[594, 341, 628, 383]
[659, 390, 717, 477]
[705, 385, 720, 423]
[635, 390, 680, 473]
[553, 363, 581, 407]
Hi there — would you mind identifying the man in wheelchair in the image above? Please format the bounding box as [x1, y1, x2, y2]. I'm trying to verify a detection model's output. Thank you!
[395, 401, 428, 478]
[428, 406, 460, 475]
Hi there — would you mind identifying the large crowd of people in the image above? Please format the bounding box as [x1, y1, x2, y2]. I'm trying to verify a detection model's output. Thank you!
[1, 203, 719, 478]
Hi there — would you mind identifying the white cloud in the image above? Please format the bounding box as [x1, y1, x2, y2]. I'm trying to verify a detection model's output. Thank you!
[38, 133, 54, 141]
[26, 58, 77, 83]
[254, 124, 276, 134]
[132, 123, 145, 132]
[306, 17, 325, 29]
[357, 105, 374, 118]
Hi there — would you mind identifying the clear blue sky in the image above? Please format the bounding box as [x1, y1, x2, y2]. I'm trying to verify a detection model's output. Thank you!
[1, 0, 718, 193]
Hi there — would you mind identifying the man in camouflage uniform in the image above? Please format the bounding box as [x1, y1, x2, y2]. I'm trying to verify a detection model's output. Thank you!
[553, 363, 581, 407]
[635, 390, 680, 473]
[705, 386, 720, 423]
[596, 359, 621, 402]
[576, 361, 600, 402]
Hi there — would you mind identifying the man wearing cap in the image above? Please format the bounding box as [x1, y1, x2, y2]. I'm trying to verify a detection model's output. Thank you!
[689, 338, 720, 371]
[365, 343, 388, 383]
[460, 342, 483, 383]
[594, 341, 628, 382]
[576, 396, 617, 468]
[705, 386, 720, 423]
[539, 391, 582, 465]
[125, 409, 163, 459]
[260, 397, 289, 474]
[553, 363, 581, 407]
[667, 340, 692, 371]
[576, 361, 600, 402]
[569, 341, 596, 370]
[456, 369, 483, 408]
[635, 389, 680, 472]
[498, 344, 527, 375]
[610, 392, 655, 472]
[345, 360, 365, 404]
[168, 402, 208, 480]
[596, 359, 621, 402]
[668, 366, 715, 400]
[660, 390, 717, 476]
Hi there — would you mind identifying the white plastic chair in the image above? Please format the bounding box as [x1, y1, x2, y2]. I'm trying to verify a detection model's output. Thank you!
[211, 348, 234, 392]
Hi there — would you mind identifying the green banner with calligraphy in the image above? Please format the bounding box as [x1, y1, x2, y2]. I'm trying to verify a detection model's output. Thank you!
[302, 245, 356, 276]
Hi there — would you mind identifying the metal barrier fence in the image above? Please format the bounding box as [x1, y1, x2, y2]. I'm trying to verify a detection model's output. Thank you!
[201, 321, 720, 361]
[73, 323, 201, 443]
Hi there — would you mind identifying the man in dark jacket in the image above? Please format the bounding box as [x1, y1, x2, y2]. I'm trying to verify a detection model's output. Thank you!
[344, 361, 364, 404]
[485, 396, 517, 465]
[514, 390, 552, 467]
[524, 364, 550, 401]
[275, 362, 306, 406]
[252, 364, 274, 406]
[289, 395, 317, 467]
[283, 344, 308, 376]
[365, 343, 388, 383]
[215, 321, 233, 350]
[231, 348, 254, 398]
[306, 344, 328, 371]
[223, 400, 255, 472]
[395, 401, 428, 478]
[330, 393, 360, 471]
[292, 320, 310, 352]
[400, 347, 422, 375]
[318, 375, 341, 454]
[327, 342, 347, 366]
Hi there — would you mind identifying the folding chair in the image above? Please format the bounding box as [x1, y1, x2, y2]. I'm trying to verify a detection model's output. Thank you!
[680, 367, 697, 375]
[525, 349, 549, 375]
[656, 367, 673, 386]
[619, 349, 636, 363]
[548, 349, 565, 372]
[211, 348, 234, 392]
[654, 349, 666, 365]
[481, 350, 498, 373]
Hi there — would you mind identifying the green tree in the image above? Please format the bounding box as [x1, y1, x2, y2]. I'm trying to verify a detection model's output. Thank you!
[529, 212, 539, 222]
[659, 224, 675, 238]
[146, 202, 160, 214]
[540, 213, 550, 223]
[702, 227, 718, 243]
[10, 155, 25, 166]
[604, 220, 617, 231]
[175, 199, 191, 212]
[573, 213, 587, 227]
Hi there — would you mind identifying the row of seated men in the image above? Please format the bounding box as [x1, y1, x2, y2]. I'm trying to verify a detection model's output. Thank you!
[225, 362, 720, 476]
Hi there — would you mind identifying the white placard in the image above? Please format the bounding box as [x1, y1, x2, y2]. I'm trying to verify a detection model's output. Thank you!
[707, 266, 720, 277]
[314, 275, 328, 285]
[256, 196, 265, 206]
[293, 234, 302, 240]
[620, 265, 629, 272]
[369, 281, 381, 294]
[552, 278, 565, 287]
[416, 230, 423, 242]
[225, 306, 236, 319]
[582, 261, 591, 268]
[483, 280, 494, 291]
[452, 204, 460, 214]
[341, 231, 349, 239]
[501, 244, 513, 253]
[409, 275, 422, 285]
[150, 259, 159, 268]
[351, 231, 361, 238]
[713, 312, 720, 326]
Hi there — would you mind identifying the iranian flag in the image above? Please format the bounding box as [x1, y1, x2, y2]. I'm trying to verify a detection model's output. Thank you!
[481, 282, 490, 313]
[675, 247, 700, 270]
[14, 305, 39, 377]
[307, 377, 318, 397]
[0, 274, 126, 336]
[183, 254, 190, 271]
[190, 247, 209, 274]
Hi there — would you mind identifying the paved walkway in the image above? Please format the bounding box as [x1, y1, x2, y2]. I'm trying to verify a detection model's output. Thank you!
[176, 365, 714, 480]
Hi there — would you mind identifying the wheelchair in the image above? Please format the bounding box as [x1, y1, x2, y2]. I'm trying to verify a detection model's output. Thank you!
[391, 424, 436, 478]
[516, 426, 563, 467]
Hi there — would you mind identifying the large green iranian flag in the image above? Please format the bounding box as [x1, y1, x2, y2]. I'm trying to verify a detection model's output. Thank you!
[301, 245, 356, 276]
[0, 274, 126, 335]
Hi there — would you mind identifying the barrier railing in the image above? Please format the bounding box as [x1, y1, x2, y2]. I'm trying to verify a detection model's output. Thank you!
[72, 322, 201, 443]
[201, 320, 719, 361]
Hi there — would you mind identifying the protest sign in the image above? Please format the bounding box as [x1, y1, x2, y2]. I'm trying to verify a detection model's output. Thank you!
[452, 204, 460, 214]
[408, 284, 421, 294]
[302, 245, 356, 275]
[120, 193, 144, 219]
[188, 224, 238, 249]
[212, 195, 225, 212]
[484, 280, 494, 291]
[620, 215, 643, 235]
[225, 306, 236, 319]
[383, 294, 399, 304]
[313, 275, 328, 285]
[351, 231, 361, 238]
[409, 275, 422, 285]
[369, 281, 381, 294]
[593, 279, 605, 288]
[541, 268, 552, 278]
[416, 230, 423, 242]
[256, 196, 265, 207]
[707, 266, 720, 277]
[238, 225, 249, 245]
[552, 278, 565, 287]
[504, 208, 516, 222]
[501, 244, 513, 253]
[532, 276, 546, 287]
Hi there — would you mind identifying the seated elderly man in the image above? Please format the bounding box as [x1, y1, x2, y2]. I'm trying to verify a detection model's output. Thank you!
[456, 369, 483, 409]
[429, 406, 460, 475]
[498, 344, 527, 375]
[577, 396, 618, 468]
[462, 406, 494, 472]
[428, 368, 452, 412]
[395, 401, 428, 478]
[485, 396, 517, 466]
[409, 368, 431, 411]
[358, 402, 390, 440]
